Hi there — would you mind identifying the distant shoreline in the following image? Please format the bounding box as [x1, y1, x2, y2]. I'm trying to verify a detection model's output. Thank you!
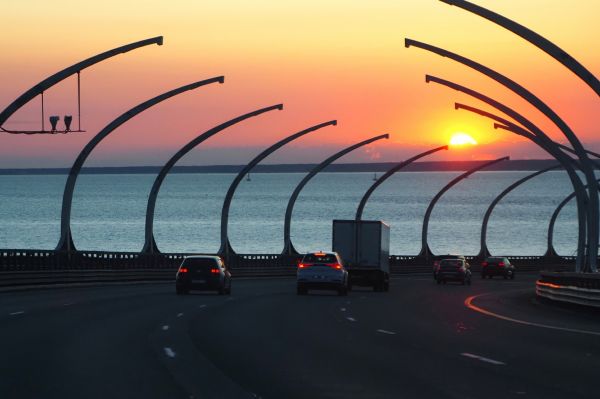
[0, 160, 570, 175]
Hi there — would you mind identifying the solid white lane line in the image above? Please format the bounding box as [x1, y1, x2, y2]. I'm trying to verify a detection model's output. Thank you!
[346, 317, 357, 322]
[198, 304, 207, 309]
[177, 313, 183, 318]
[63, 302, 75, 306]
[340, 307, 346, 312]
[9, 311, 25, 316]
[461, 352, 506, 366]
[162, 325, 169, 331]
[377, 329, 396, 335]
[466, 294, 600, 337]
[164, 347, 176, 358]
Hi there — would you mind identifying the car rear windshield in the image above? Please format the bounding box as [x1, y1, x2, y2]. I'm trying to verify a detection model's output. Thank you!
[181, 257, 219, 271]
[440, 259, 463, 267]
[303, 253, 338, 264]
[486, 257, 505, 263]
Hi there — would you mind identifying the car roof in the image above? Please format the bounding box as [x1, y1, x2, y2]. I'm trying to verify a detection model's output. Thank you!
[305, 251, 337, 256]
[184, 255, 222, 260]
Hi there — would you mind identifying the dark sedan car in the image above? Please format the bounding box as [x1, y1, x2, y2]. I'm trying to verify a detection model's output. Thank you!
[432, 254, 468, 279]
[176, 255, 231, 295]
[481, 257, 515, 279]
[436, 258, 471, 285]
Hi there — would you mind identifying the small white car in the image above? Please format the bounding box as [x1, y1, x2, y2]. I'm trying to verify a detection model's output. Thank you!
[296, 251, 349, 296]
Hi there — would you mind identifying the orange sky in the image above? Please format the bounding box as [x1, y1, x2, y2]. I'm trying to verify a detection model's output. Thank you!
[1, 0, 599, 167]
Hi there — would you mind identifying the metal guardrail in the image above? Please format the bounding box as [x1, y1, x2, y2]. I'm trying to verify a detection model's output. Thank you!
[536, 271, 600, 308]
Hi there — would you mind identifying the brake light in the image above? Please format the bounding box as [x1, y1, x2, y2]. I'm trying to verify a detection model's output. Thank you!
[210, 268, 220, 274]
[498, 262, 505, 267]
[298, 263, 313, 269]
[327, 263, 342, 270]
[179, 267, 188, 273]
[481, 262, 488, 267]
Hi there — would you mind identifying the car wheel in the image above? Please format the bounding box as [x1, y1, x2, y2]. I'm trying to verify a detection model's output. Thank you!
[218, 285, 225, 295]
[442, 279, 447, 285]
[384, 281, 390, 292]
[338, 286, 348, 296]
[436, 278, 441, 285]
[176, 287, 184, 295]
[481, 273, 486, 279]
[467, 277, 472, 286]
[510, 272, 515, 280]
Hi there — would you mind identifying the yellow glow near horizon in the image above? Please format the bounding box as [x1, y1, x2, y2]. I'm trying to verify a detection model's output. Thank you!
[449, 133, 478, 146]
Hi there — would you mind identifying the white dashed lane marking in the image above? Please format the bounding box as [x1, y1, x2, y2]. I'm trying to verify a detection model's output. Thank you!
[461, 352, 506, 366]
[346, 317, 357, 322]
[340, 307, 346, 312]
[162, 325, 169, 331]
[198, 304, 207, 309]
[177, 313, 183, 318]
[376, 329, 396, 335]
[9, 311, 25, 316]
[164, 347, 176, 358]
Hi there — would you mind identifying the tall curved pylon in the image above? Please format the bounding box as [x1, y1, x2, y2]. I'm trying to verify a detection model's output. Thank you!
[406, 38, 599, 272]
[218, 120, 337, 257]
[56, 76, 225, 252]
[439, 0, 600, 96]
[547, 179, 600, 258]
[282, 134, 390, 256]
[426, 76, 589, 272]
[142, 104, 284, 254]
[452, 102, 588, 271]
[355, 145, 448, 221]
[419, 156, 509, 259]
[478, 164, 561, 258]
[0, 36, 163, 129]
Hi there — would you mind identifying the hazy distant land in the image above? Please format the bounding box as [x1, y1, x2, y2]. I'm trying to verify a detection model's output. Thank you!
[0, 160, 575, 175]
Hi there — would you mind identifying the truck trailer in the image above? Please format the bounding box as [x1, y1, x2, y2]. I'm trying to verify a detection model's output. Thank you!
[332, 220, 390, 291]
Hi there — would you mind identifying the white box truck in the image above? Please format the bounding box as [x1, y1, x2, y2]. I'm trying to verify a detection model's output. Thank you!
[332, 220, 390, 291]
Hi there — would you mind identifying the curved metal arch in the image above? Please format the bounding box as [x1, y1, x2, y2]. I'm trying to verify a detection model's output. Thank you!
[0, 36, 163, 127]
[218, 120, 337, 257]
[426, 76, 588, 272]
[452, 104, 588, 270]
[439, 0, 600, 96]
[547, 179, 600, 258]
[420, 156, 509, 259]
[56, 76, 224, 252]
[282, 134, 390, 255]
[479, 164, 561, 258]
[142, 104, 283, 254]
[406, 38, 599, 272]
[355, 145, 448, 221]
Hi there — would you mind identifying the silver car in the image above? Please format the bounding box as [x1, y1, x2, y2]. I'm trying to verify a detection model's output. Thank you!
[296, 251, 349, 296]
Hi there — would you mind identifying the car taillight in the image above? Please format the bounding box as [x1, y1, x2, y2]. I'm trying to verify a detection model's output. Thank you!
[498, 262, 505, 267]
[210, 268, 220, 274]
[481, 261, 488, 267]
[179, 267, 188, 273]
[298, 263, 313, 269]
[327, 263, 342, 270]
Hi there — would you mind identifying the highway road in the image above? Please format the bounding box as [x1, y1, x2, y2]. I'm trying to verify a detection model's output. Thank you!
[1, 273, 599, 398]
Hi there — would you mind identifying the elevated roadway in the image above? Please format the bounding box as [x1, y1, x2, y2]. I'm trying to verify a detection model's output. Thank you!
[1, 274, 598, 398]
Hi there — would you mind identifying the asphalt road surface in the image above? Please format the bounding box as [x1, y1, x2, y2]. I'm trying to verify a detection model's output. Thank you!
[1, 273, 599, 398]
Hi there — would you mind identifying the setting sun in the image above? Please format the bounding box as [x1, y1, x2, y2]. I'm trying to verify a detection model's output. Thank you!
[449, 132, 477, 146]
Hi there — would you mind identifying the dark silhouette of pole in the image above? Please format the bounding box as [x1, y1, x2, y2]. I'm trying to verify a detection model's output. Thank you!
[547, 179, 600, 258]
[453, 102, 588, 271]
[426, 76, 588, 272]
[355, 145, 448, 221]
[420, 156, 509, 259]
[218, 120, 337, 257]
[439, 0, 600, 96]
[405, 38, 599, 272]
[0, 37, 163, 129]
[56, 76, 224, 252]
[478, 164, 560, 258]
[282, 134, 389, 256]
[142, 104, 284, 254]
